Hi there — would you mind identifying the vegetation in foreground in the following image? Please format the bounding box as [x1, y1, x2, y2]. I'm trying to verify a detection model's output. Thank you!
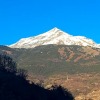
[0, 54, 74, 100]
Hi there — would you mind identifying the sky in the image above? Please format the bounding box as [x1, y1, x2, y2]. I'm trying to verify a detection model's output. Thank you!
[0, 0, 100, 45]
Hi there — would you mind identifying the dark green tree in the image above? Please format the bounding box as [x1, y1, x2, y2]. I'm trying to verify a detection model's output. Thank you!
[0, 54, 27, 78]
[0, 54, 17, 73]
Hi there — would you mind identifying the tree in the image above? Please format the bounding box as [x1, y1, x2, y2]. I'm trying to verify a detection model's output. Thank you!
[17, 68, 28, 78]
[0, 54, 27, 78]
[50, 85, 75, 100]
[0, 54, 17, 73]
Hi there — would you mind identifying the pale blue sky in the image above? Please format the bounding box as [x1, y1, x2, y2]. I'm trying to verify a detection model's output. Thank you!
[0, 0, 100, 45]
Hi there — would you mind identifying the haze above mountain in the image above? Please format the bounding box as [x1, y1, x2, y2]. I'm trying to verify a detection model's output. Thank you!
[9, 27, 100, 48]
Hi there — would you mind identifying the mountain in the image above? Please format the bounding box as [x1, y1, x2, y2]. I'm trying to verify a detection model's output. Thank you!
[2, 28, 100, 99]
[9, 27, 100, 48]
[1, 45, 100, 76]
[1, 45, 100, 99]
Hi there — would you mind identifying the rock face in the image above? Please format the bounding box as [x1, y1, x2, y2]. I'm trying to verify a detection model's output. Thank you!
[9, 27, 100, 48]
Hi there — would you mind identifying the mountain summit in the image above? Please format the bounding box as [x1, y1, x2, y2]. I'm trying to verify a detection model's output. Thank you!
[9, 27, 100, 48]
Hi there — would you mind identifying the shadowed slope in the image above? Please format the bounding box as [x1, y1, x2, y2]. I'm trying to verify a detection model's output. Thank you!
[0, 54, 74, 100]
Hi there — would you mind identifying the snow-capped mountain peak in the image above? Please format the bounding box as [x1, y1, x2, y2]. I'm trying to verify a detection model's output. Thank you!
[37, 27, 71, 37]
[9, 27, 100, 48]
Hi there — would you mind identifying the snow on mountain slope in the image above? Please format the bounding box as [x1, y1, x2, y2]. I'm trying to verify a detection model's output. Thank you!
[9, 27, 100, 48]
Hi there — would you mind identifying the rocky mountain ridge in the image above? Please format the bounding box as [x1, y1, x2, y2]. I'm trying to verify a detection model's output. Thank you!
[9, 27, 100, 48]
